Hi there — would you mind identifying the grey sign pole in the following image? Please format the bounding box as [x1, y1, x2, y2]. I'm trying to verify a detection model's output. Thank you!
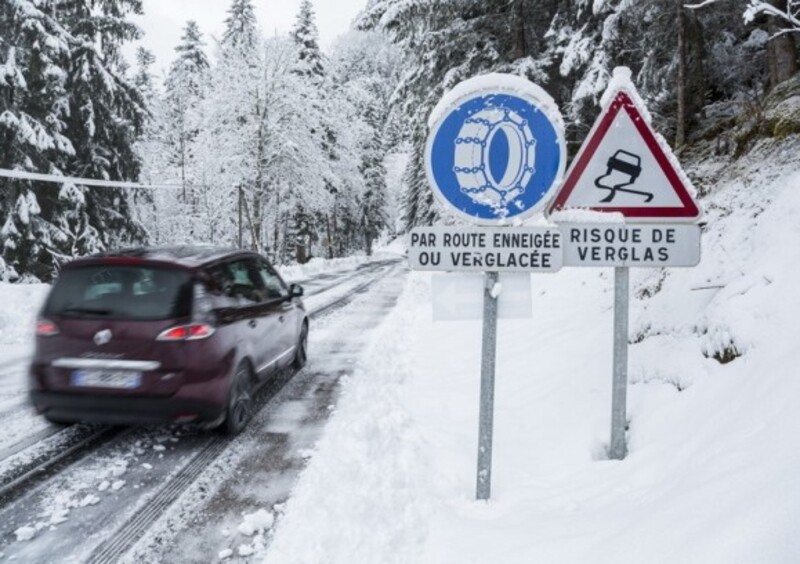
[476, 271, 499, 500]
[609, 266, 629, 460]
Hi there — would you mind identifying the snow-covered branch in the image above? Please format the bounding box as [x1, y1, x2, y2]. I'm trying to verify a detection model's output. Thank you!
[744, 1, 800, 29]
[687, 0, 800, 32]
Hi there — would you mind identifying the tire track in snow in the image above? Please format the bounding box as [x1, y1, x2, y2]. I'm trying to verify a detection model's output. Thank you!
[84, 262, 405, 563]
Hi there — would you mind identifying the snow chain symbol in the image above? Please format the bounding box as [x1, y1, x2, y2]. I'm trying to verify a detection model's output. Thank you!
[453, 107, 537, 210]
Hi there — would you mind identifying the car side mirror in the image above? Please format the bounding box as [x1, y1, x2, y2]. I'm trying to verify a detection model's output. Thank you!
[289, 283, 304, 298]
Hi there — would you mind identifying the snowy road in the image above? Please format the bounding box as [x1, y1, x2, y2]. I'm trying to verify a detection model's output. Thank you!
[0, 255, 406, 563]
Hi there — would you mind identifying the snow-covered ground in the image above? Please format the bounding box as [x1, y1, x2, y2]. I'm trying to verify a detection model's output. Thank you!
[264, 138, 800, 563]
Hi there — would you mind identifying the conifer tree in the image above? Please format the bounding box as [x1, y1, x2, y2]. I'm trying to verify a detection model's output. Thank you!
[291, 0, 326, 81]
[165, 21, 209, 206]
[1, 0, 149, 279]
[55, 0, 147, 259]
[174, 21, 210, 79]
[1, 0, 74, 279]
[290, 0, 332, 261]
[223, 0, 258, 49]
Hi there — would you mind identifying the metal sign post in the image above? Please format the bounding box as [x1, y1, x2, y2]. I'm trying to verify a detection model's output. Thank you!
[477, 271, 499, 500]
[609, 266, 629, 460]
[416, 73, 567, 500]
[548, 67, 704, 461]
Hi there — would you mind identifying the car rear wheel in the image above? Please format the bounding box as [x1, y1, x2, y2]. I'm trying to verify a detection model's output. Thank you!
[292, 321, 308, 370]
[223, 363, 253, 435]
[44, 414, 72, 427]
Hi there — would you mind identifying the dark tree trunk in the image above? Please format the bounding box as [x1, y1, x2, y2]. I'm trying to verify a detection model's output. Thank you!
[676, 0, 688, 148]
[513, 0, 527, 59]
[767, 0, 798, 88]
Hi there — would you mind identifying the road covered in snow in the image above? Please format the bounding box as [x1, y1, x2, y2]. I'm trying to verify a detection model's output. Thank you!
[0, 253, 406, 562]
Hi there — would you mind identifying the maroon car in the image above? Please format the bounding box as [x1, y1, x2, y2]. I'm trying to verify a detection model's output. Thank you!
[28, 247, 308, 434]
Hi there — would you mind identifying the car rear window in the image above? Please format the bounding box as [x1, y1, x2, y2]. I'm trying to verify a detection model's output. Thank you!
[44, 265, 193, 321]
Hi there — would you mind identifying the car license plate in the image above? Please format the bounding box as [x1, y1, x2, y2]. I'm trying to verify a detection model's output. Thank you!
[71, 370, 142, 389]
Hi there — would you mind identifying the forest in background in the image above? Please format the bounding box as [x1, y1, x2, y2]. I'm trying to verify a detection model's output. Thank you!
[1, 0, 799, 281]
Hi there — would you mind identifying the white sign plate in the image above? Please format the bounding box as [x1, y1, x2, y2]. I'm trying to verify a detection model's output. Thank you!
[432, 273, 532, 321]
[560, 223, 701, 267]
[408, 226, 562, 272]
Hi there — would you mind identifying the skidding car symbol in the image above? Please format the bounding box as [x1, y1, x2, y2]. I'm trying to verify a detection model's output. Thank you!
[594, 149, 653, 203]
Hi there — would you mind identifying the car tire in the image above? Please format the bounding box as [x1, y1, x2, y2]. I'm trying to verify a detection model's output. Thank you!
[223, 363, 253, 435]
[44, 414, 71, 427]
[292, 321, 308, 370]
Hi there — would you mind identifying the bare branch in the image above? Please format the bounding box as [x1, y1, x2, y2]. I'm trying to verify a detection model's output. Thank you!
[769, 27, 800, 40]
[684, 0, 722, 10]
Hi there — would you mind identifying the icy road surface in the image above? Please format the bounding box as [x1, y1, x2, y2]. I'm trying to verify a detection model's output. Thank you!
[0, 254, 405, 563]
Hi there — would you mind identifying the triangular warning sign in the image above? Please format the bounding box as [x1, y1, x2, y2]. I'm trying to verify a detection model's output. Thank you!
[549, 81, 701, 222]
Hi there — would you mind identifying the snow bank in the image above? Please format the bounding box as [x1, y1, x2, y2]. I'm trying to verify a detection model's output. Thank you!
[265, 279, 433, 564]
[264, 138, 800, 563]
[278, 255, 369, 282]
[0, 282, 48, 346]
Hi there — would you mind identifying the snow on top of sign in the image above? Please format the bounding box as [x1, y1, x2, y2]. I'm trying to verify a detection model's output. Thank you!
[428, 73, 564, 130]
[601, 67, 655, 126]
[549, 208, 625, 223]
[599, 66, 703, 213]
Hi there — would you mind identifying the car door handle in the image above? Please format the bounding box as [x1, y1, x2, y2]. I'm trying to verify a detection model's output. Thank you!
[248, 319, 257, 328]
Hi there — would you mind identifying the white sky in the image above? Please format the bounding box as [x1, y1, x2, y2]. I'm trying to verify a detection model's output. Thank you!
[126, 0, 367, 74]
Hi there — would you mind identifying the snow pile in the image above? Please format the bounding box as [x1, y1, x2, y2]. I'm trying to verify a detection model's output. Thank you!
[237, 509, 274, 537]
[264, 139, 800, 563]
[265, 283, 433, 564]
[216, 509, 276, 560]
[278, 255, 369, 283]
[14, 526, 36, 542]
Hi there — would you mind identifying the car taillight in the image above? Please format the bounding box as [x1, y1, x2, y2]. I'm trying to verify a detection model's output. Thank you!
[156, 323, 215, 341]
[36, 319, 59, 336]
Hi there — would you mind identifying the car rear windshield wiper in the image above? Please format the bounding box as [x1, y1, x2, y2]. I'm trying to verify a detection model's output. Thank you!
[59, 307, 113, 317]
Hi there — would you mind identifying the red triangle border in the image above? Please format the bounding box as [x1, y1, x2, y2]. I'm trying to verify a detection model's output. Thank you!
[549, 91, 700, 219]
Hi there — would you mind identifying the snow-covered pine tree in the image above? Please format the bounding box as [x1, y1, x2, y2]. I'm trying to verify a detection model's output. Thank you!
[361, 0, 776, 231]
[133, 47, 156, 97]
[193, 0, 335, 259]
[1, 0, 73, 280]
[1, 0, 149, 280]
[53, 0, 147, 264]
[131, 47, 167, 245]
[223, 0, 258, 50]
[163, 21, 210, 223]
[288, 0, 330, 261]
[174, 21, 210, 78]
[359, 113, 389, 256]
[330, 30, 402, 254]
[359, 0, 563, 230]
[202, 0, 264, 249]
[289, 0, 369, 261]
[291, 0, 326, 82]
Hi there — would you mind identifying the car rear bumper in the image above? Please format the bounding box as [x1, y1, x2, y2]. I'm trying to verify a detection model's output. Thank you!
[29, 391, 225, 425]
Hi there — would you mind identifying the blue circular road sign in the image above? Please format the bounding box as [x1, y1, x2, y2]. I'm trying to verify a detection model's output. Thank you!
[425, 74, 567, 225]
